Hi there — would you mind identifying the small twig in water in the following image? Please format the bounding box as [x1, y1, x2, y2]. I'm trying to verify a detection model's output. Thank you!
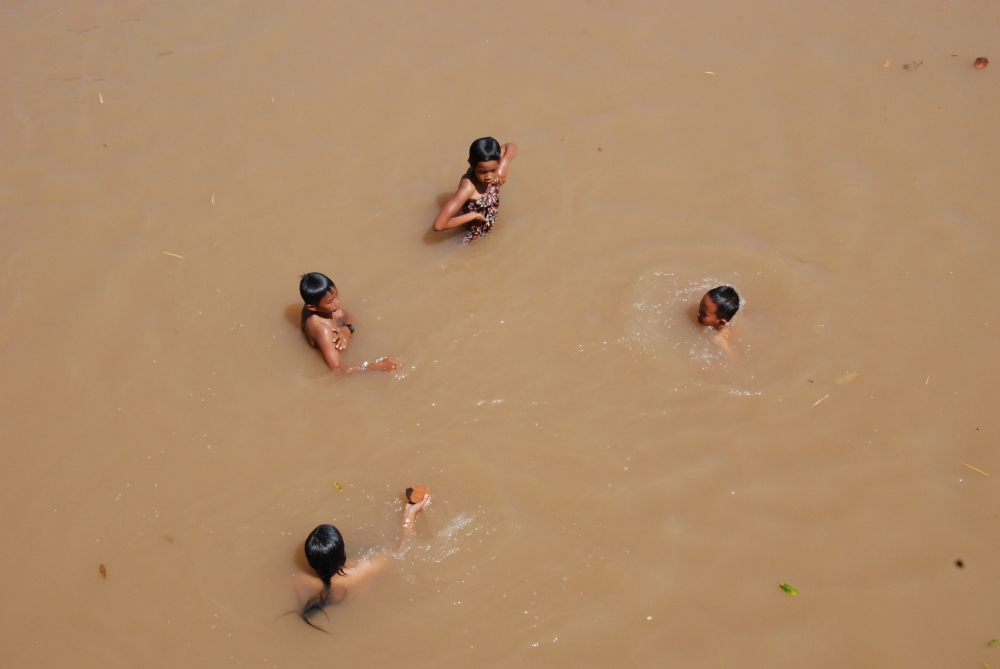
[961, 462, 989, 477]
[811, 394, 830, 408]
[162, 251, 185, 259]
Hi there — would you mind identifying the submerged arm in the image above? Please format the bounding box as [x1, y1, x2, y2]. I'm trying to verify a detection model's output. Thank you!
[715, 328, 736, 360]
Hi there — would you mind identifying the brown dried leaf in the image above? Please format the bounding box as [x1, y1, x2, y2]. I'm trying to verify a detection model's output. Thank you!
[835, 372, 859, 385]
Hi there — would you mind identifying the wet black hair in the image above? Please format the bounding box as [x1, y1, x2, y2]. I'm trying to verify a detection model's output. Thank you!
[707, 285, 741, 322]
[468, 137, 501, 165]
[300, 524, 348, 630]
[299, 272, 335, 306]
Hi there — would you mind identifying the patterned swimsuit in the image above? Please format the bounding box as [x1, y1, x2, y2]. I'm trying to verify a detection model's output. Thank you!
[462, 181, 501, 243]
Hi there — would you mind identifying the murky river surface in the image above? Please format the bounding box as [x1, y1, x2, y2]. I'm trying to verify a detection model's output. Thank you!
[2, 0, 999, 666]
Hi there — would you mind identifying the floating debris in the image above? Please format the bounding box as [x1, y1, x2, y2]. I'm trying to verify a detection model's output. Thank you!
[99, 564, 107, 579]
[332, 480, 344, 492]
[779, 582, 798, 595]
[835, 371, 859, 385]
[162, 251, 184, 259]
[811, 394, 830, 408]
[989, 639, 999, 647]
[882, 60, 891, 67]
[903, 61, 924, 70]
[961, 462, 989, 477]
[975, 57, 989, 69]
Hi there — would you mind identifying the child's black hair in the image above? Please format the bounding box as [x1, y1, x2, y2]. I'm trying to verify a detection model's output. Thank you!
[300, 272, 335, 306]
[707, 285, 741, 322]
[469, 137, 501, 165]
[300, 524, 348, 630]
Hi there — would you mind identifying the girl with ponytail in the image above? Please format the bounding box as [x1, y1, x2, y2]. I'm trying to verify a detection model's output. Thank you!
[297, 493, 432, 630]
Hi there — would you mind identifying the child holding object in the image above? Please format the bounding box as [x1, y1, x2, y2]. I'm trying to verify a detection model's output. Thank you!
[295, 490, 432, 630]
[432, 137, 517, 243]
[299, 272, 399, 372]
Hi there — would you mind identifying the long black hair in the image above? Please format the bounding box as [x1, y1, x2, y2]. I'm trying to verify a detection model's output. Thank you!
[300, 524, 348, 630]
[469, 137, 501, 165]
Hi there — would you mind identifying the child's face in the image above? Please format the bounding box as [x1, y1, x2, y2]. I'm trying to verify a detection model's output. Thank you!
[698, 294, 726, 329]
[307, 287, 340, 314]
[471, 160, 500, 185]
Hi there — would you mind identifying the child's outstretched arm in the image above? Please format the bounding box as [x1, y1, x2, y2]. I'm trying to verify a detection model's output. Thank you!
[327, 495, 432, 592]
[496, 143, 517, 185]
[399, 494, 431, 548]
[432, 180, 483, 231]
[308, 321, 399, 373]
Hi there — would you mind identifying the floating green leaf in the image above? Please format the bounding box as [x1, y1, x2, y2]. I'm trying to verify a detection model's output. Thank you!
[779, 582, 798, 595]
[989, 639, 999, 647]
[902, 60, 924, 70]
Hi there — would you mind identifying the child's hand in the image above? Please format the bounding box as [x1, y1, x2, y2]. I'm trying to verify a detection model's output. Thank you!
[403, 494, 431, 528]
[406, 494, 432, 514]
[472, 212, 487, 222]
[334, 327, 352, 351]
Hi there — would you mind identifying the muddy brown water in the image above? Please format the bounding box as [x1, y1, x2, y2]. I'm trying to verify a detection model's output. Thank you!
[2, 0, 999, 666]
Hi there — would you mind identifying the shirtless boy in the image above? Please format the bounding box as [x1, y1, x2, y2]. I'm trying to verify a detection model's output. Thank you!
[299, 272, 399, 372]
[697, 285, 741, 358]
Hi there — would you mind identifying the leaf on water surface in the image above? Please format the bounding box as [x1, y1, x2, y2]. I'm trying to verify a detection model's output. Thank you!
[975, 57, 989, 69]
[835, 371, 859, 385]
[332, 480, 344, 492]
[989, 639, 999, 647]
[99, 564, 107, 579]
[779, 582, 798, 595]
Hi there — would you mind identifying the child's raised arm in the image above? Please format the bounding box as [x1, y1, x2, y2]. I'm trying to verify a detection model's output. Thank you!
[399, 494, 431, 548]
[496, 143, 517, 184]
[325, 494, 432, 592]
[432, 180, 484, 232]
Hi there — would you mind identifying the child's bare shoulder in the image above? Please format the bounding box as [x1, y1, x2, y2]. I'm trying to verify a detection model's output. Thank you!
[302, 312, 331, 342]
[457, 175, 477, 193]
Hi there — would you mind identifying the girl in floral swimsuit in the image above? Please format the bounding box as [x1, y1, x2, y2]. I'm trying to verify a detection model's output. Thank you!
[432, 137, 518, 243]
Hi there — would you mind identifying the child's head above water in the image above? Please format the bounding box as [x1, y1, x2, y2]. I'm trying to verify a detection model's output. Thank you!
[468, 137, 502, 185]
[698, 285, 740, 329]
[299, 272, 339, 312]
[305, 524, 347, 588]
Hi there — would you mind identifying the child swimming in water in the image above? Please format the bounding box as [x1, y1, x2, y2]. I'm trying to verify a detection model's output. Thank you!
[698, 285, 741, 357]
[295, 493, 432, 630]
[432, 137, 518, 243]
[299, 272, 399, 372]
